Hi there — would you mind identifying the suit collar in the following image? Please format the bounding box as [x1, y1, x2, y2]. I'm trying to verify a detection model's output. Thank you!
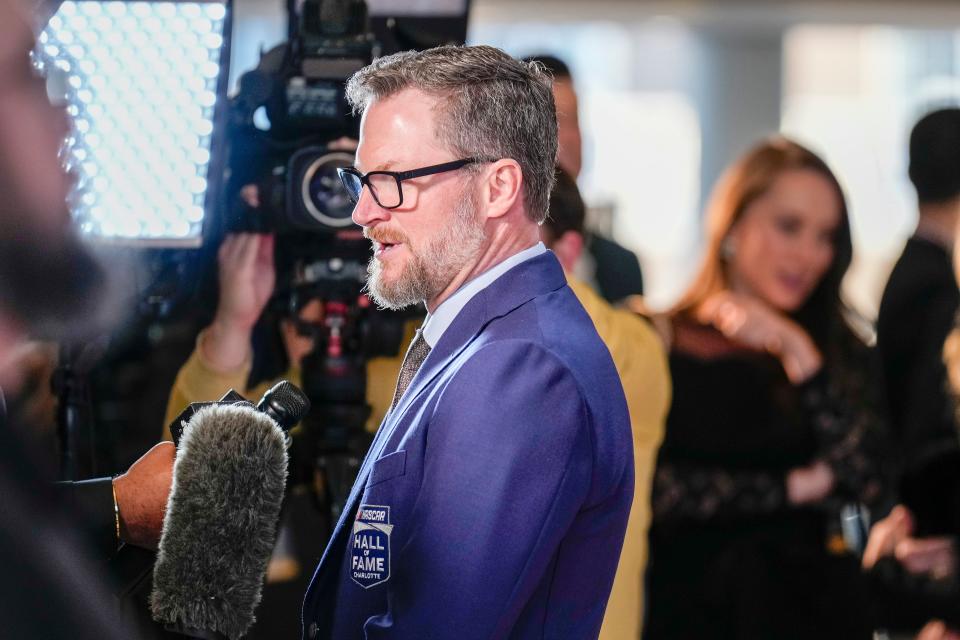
[391, 250, 566, 420]
[421, 242, 547, 348]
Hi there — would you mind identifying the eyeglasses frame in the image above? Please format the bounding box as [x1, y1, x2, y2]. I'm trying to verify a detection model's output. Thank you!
[337, 157, 492, 210]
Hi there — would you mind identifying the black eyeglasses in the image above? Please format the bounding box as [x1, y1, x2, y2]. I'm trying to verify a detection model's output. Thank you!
[337, 158, 489, 210]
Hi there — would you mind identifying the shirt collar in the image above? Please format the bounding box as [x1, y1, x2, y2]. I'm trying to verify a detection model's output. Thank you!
[421, 242, 546, 347]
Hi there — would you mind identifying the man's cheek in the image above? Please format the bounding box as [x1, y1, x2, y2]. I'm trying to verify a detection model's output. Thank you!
[0, 106, 69, 189]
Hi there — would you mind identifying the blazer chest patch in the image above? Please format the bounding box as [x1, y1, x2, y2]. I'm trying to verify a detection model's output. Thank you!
[351, 505, 393, 589]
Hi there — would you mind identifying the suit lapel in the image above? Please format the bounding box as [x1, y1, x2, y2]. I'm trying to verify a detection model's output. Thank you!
[389, 251, 569, 421]
[315, 305, 485, 570]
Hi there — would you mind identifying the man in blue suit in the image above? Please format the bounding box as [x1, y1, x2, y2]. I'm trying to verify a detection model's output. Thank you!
[302, 45, 634, 639]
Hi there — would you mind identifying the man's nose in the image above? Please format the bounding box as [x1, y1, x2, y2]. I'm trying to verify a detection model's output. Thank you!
[351, 188, 389, 227]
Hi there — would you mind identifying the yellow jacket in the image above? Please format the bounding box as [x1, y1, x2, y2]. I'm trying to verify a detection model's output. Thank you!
[162, 323, 416, 439]
[566, 277, 671, 640]
[163, 277, 670, 640]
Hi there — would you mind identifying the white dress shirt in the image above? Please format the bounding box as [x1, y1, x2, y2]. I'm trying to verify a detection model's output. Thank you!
[420, 242, 547, 348]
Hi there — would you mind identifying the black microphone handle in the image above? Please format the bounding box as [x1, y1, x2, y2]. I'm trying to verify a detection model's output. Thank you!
[167, 389, 249, 447]
[167, 382, 309, 446]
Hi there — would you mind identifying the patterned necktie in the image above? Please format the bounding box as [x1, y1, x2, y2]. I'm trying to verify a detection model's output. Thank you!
[390, 330, 431, 411]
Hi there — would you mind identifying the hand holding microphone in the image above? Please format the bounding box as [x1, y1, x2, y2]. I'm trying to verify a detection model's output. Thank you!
[113, 442, 176, 550]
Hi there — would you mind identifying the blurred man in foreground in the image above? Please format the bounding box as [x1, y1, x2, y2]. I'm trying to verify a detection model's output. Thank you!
[0, 0, 172, 635]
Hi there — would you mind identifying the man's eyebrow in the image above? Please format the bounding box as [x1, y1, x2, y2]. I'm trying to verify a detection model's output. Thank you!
[356, 160, 397, 173]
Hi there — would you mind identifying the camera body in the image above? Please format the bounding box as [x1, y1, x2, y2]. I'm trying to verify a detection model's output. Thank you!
[227, 0, 375, 235]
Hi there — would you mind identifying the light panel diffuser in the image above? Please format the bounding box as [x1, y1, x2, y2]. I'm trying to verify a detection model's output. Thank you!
[35, 0, 229, 245]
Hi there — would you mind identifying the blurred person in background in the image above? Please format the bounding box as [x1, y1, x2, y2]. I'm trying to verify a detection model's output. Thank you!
[864, 112, 960, 636]
[863, 503, 960, 639]
[0, 0, 173, 635]
[542, 169, 671, 639]
[877, 108, 960, 539]
[644, 137, 888, 639]
[524, 54, 645, 305]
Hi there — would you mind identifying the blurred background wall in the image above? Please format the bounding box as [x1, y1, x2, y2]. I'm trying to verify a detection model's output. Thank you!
[229, 0, 960, 313]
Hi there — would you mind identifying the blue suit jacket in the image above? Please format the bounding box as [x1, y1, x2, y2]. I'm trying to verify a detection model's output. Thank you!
[302, 251, 634, 639]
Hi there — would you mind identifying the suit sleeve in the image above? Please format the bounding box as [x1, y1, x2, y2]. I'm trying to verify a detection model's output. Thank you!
[365, 341, 597, 639]
[56, 478, 117, 560]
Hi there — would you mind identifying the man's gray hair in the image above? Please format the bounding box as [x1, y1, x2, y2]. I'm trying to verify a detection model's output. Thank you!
[345, 45, 558, 223]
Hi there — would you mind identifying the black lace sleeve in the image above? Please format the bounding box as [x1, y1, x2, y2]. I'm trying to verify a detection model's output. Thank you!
[652, 460, 788, 522]
[652, 333, 890, 525]
[800, 335, 888, 510]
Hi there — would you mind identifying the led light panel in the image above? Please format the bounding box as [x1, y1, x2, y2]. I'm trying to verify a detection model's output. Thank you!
[35, 1, 228, 245]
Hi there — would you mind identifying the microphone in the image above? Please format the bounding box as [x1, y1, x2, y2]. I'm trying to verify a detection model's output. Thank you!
[150, 402, 291, 639]
[110, 383, 307, 630]
[167, 381, 310, 446]
[256, 380, 311, 436]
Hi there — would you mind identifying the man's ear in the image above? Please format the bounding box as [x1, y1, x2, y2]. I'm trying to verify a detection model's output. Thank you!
[551, 230, 584, 272]
[480, 159, 523, 219]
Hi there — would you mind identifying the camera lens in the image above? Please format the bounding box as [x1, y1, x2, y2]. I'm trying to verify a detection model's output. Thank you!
[292, 149, 356, 230]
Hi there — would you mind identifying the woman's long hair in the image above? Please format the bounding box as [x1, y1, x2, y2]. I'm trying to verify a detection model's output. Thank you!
[671, 136, 854, 354]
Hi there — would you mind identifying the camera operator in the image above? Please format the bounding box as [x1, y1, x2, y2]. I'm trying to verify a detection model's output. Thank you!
[161, 226, 411, 441]
[0, 0, 174, 635]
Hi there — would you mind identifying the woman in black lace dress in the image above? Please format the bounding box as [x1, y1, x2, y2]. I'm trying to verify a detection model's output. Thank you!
[644, 138, 887, 639]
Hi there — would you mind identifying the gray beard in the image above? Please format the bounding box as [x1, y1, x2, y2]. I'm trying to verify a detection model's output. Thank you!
[365, 196, 485, 310]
